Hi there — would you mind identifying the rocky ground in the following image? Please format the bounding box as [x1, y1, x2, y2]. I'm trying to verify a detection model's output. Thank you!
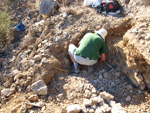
[0, 0, 150, 113]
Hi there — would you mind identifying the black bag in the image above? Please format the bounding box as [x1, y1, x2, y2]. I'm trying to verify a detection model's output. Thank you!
[104, 0, 121, 12]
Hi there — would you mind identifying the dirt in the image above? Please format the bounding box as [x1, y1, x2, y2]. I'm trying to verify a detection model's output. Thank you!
[0, 0, 150, 113]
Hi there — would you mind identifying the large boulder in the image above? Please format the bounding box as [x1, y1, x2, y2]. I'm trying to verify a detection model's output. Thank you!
[39, 0, 58, 17]
[115, 22, 150, 89]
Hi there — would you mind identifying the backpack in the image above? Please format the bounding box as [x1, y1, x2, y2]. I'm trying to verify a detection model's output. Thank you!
[103, 0, 121, 12]
[96, 0, 121, 13]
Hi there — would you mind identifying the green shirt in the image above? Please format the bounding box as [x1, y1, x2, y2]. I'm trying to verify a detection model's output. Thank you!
[75, 33, 107, 60]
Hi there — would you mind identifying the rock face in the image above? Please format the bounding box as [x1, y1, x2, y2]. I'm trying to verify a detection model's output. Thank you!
[115, 22, 150, 89]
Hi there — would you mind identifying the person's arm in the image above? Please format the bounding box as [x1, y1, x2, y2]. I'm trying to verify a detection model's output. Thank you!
[100, 53, 106, 61]
[98, 41, 107, 63]
[98, 53, 106, 64]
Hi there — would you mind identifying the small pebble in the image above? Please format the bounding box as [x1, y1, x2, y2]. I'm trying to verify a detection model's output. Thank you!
[126, 96, 131, 101]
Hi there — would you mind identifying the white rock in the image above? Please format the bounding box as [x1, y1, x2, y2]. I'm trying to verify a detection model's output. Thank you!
[91, 96, 102, 104]
[87, 107, 95, 113]
[10, 56, 16, 62]
[100, 91, 114, 100]
[1, 88, 10, 96]
[67, 15, 73, 21]
[136, 34, 141, 39]
[67, 104, 81, 113]
[84, 89, 92, 99]
[145, 35, 150, 40]
[31, 80, 48, 95]
[63, 12, 68, 18]
[26, 101, 45, 108]
[95, 103, 111, 113]
[58, 93, 64, 100]
[34, 55, 41, 61]
[91, 87, 97, 94]
[139, 23, 148, 28]
[83, 99, 92, 106]
[30, 60, 35, 66]
[140, 40, 145, 44]
[41, 57, 48, 64]
[138, 28, 144, 33]
[40, 49, 45, 53]
[126, 96, 131, 101]
[12, 69, 20, 75]
[28, 94, 39, 101]
[55, 36, 61, 42]
[131, 28, 138, 33]
[110, 101, 127, 113]
[38, 43, 42, 48]
[34, 20, 44, 27]
[42, 39, 48, 44]
[59, 76, 65, 80]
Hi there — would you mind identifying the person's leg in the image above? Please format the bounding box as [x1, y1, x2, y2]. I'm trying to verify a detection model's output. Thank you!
[68, 44, 80, 73]
[68, 44, 77, 63]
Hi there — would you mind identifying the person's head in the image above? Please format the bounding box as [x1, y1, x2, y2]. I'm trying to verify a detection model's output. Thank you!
[95, 28, 107, 41]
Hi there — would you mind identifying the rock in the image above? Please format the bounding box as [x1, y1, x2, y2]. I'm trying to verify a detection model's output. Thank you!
[28, 94, 39, 102]
[86, 107, 95, 113]
[100, 91, 114, 100]
[91, 96, 103, 105]
[12, 69, 20, 76]
[131, 28, 138, 34]
[34, 55, 41, 61]
[126, 96, 131, 101]
[138, 90, 143, 95]
[40, 0, 58, 16]
[111, 82, 116, 87]
[145, 35, 150, 40]
[67, 104, 82, 113]
[29, 60, 35, 66]
[115, 72, 120, 77]
[48, 96, 53, 101]
[91, 87, 97, 94]
[1, 88, 10, 96]
[126, 84, 133, 90]
[83, 99, 92, 107]
[61, 108, 67, 113]
[140, 40, 145, 44]
[41, 57, 48, 64]
[63, 12, 68, 18]
[59, 76, 65, 80]
[95, 103, 111, 113]
[58, 93, 64, 100]
[129, 90, 133, 93]
[136, 34, 141, 39]
[26, 101, 45, 108]
[110, 101, 127, 113]
[10, 56, 16, 62]
[99, 74, 103, 79]
[38, 43, 42, 48]
[84, 89, 92, 99]
[31, 80, 48, 95]
[103, 73, 108, 78]
[19, 53, 26, 60]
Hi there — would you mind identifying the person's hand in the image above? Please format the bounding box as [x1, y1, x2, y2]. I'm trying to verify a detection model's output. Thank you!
[100, 53, 106, 62]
